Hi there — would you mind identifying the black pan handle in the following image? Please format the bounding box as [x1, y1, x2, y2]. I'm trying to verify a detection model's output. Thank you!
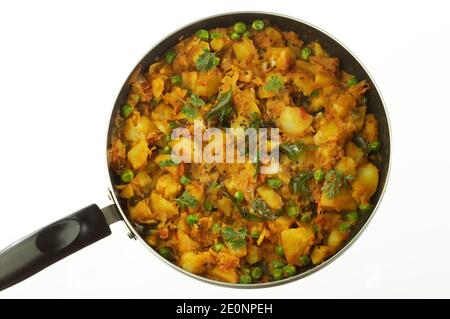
[0, 204, 118, 291]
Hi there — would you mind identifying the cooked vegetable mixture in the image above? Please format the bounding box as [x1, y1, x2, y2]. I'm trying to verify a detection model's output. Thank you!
[108, 20, 381, 284]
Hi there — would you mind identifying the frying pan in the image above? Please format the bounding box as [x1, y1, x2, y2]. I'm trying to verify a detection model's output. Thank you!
[0, 12, 391, 290]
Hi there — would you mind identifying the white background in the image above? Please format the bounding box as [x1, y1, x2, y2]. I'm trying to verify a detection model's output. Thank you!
[0, 0, 449, 298]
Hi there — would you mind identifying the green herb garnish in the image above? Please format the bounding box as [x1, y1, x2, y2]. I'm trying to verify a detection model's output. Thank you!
[290, 171, 313, 198]
[175, 191, 198, 209]
[158, 159, 178, 167]
[196, 49, 217, 71]
[265, 75, 284, 94]
[222, 226, 247, 249]
[280, 142, 316, 161]
[206, 90, 234, 126]
[322, 169, 354, 199]
[250, 198, 277, 221]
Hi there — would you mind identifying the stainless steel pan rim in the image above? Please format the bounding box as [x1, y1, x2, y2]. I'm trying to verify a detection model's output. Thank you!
[106, 11, 392, 289]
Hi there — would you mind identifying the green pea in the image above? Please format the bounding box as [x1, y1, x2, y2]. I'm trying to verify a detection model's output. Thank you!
[339, 222, 352, 232]
[283, 265, 296, 277]
[252, 20, 265, 31]
[165, 50, 176, 64]
[158, 247, 172, 259]
[170, 74, 182, 86]
[186, 214, 199, 225]
[267, 178, 282, 189]
[163, 134, 171, 144]
[272, 268, 284, 281]
[346, 211, 360, 224]
[250, 230, 261, 238]
[241, 267, 250, 274]
[299, 255, 311, 266]
[239, 274, 252, 284]
[203, 200, 213, 212]
[300, 47, 312, 60]
[119, 169, 134, 183]
[162, 145, 172, 154]
[233, 22, 247, 34]
[250, 266, 263, 280]
[121, 104, 133, 118]
[130, 94, 140, 102]
[212, 223, 221, 233]
[195, 29, 209, 41]
[369, 141, 381, 152]
[210, 32, 222, 39]
[213, 56, 220, 66]
[212, 242, 224, 252]
[230, 32, 241, 41]
[275, 245, 285, 257]
[287, 205, 300, 217]
[242, 31, 251, 38]
[272, 259, 285, 269]
[348, 76, 359, 87]
[234, 191, 244, 202]
[359, 203, 372, 213]
[180, 175, 190, 185]
[301, 212, 312, 223]
[314, 168, 324, 182]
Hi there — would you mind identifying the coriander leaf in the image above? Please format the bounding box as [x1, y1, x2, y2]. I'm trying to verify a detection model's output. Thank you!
[189, 94, 205, 108]
[322, 169, 354, 199]
[175, 191, 198, 209]
[181, 105, 198, 119]
[250, 198, 277, 221]
[280, 142, 316, 161]
[206, 90, 234, 126]
[196, 49, 216, 71]
[158, 159, 178, 167]
[265, 75, 284, 93]
[222, 226, 247, 249]
[290, 171, 313, 198]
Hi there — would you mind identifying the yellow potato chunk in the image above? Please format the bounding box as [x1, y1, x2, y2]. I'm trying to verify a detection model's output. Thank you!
[210, 38, 224, 51]
[311, 245, 334, 265]
[320, 189, 357, 212]
[177, 229, 201, 255]
[155, 174, 181, 200]
[280, 227, 315, 265]
[363, 114, 379, 143]
[124, 115, 154, 142]
[266, 47, 295, 71]
[180, 251, 213, 274]
[152, 77, 165, 99]
[278, 107, 313, 136]
[314, 120, 339, 145]
[150, 192, 179, 218]
[207, 266, 238, 283]
[217, 196, 233, 216]
[327, 229, 346, 249]
[335, 157, 357, 177]
[129, 200, 152, 222]
[127, 140, 149, 169]
[345, 142, 366, 165]
[256, 186, 283, 210]
[351, 163, 379, 204]
[232, 38, 257, 63]
[246, 244, 262, 265]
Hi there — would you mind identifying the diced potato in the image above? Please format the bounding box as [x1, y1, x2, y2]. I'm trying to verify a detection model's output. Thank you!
[155, 174, 181, 199]
[185, 182, 205, 204]
[327, 229, 346, 249]
[152, 77, 165, 99]
[314, 120, 339, 145]
[311, 42, 327, 57]
[280, 227, 315, 265]
[150, 192, 179, 218]
[124, 115, 154, 142]
[177, 229, 200, 255]
[310, 95, 327, 112]
[154, 154, 178, 175]
[332, 93, 356, 118]
[362, 114, 379, 143]
[132, 171, 152, 189]
[182, 69, 222, 97]
[315, 72, 335, 86]
[266, 47, 295, 71]
[217, 196, 233, 216]
[129, 200, 153, 222]
[264, 27, 283, 42]
[335, 157, 357, 177]
[351, 163, 379, 204]
[119, 184, 134, 199]
[246, 244, 262, 265]
[311, 245, 334, 265]
[210, 38, 224, 51]
[225, 241, 247, 258]
[320, 189, 357, 212]
[127, 140, 149, 169]
[207, 266, 238, 283]
[232, 38, 257, 63]
[180, 251, 213, 274]
[278, 107, 313, 136]
[256, 186, 283, 210]
[345, 142, 366, 165]
[292, 73, 315, 96]
[257, 86, 277, 99]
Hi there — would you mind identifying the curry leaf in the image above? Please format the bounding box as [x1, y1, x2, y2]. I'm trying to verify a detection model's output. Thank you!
[206, 90, 234, 126]
[290, 171, 313, 198]
[280, 142, 316, 160]
[250, 198, 277, 221]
